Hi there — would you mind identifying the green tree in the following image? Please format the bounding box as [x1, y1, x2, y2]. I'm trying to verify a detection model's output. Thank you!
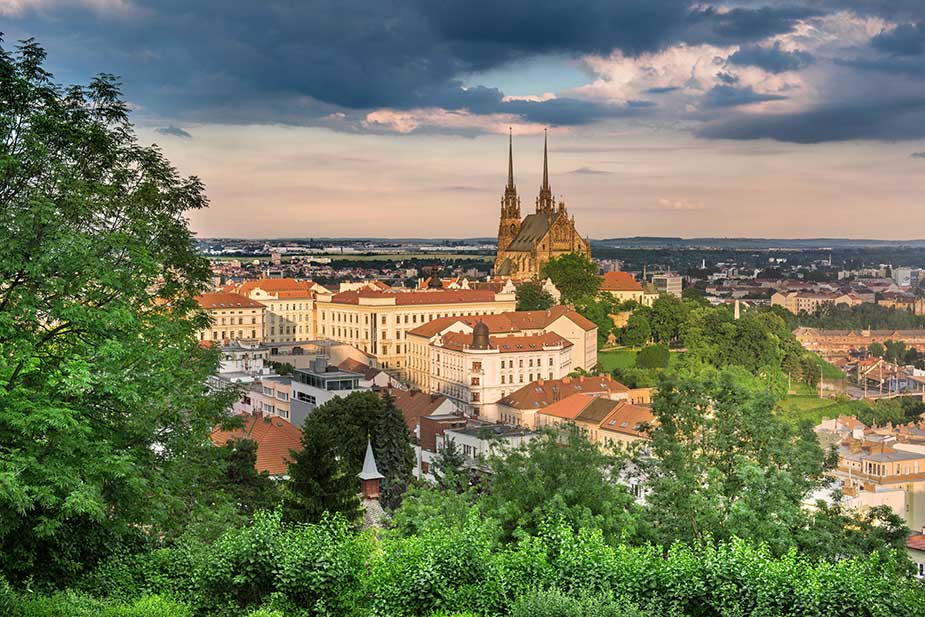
[540, 253, 602, 305]
[431, 437, 467, 492]
[636, 343, 669, 369]
[216, 438, 281, 516]
[621, 311, 651, 347]
[884, 339, 907, 364]
[285, 391, 414, 520]
[573, 295, 617, 344]
[648, 295, 689, 345]
[0, 40, 230, 584]
[515, 280, 554, 311]
[868, 341, 885, 358]
[482, 427, 644, 545]
[640, 371, 826, 554]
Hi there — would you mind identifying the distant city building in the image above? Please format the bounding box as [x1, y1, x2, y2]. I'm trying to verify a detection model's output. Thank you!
[771, 290, 862, 314]
[794, 327, 925, 356]
[536, 393, 655, 450]
[236, 278, 325, 342]
[650, 272, 683, 298]
[494, 130, 590, 278]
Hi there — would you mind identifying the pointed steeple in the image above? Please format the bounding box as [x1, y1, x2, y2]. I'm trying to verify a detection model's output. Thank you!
[358, 438, 384, 481]
[537, 128, 554, 213]
[542, 128, 549, 193]
[507, 127, 515, 190]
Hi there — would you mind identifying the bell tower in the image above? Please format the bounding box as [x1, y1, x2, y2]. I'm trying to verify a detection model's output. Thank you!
[497, 128, 521, 254]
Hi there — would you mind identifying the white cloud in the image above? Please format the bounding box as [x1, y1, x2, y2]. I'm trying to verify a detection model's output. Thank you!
[656, 198, 704, 211]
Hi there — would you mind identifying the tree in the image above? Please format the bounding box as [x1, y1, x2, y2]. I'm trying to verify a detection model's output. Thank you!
[285, 391, 414, 520]
[0, 40, 230, 584]
[868, 341, 885, 358]
[639, 371, 827, 554]
[884, 339, 907, 364]
[540, 253, 601, 305]
[621, 311, 651, 347]
[648, 295, 689, 345]
[515, 280, 554, 311]
[573, 295, 617, 344]
[216, 438, 282, 515]
[431, 437, 467, 492]
[636, 343, 669, 369]
[284, 422, 361, 524]
[482, 427, 644, 545]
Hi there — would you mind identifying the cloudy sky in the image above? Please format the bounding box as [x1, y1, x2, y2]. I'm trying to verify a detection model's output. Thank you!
[4, 0, 925, 239]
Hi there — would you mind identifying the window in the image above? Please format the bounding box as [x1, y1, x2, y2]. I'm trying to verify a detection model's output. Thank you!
[500, 360, 505, 369]
[549, 357, 554, 366]
[472, 361, 482, 371]
[471, 392, 480, 402]
[262, 402, 274, 414]
[471, 377, 480, 386]
[277, 391, 289, 402]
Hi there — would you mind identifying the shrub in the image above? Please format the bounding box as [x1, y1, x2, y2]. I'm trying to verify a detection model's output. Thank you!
[636, 344, 669, 369]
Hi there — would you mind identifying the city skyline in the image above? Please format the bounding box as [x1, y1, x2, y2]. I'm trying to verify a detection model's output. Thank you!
[4, 0, 925, 238]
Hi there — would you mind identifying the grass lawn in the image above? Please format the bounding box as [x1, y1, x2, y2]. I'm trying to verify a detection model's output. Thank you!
[776, 393, 867, 427]
[807, 352, 845, 380]
[597, 349, 683, 373]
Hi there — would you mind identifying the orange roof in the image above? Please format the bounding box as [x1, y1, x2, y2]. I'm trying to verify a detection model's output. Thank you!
[197, 292, 266, 309]
[210, 414, 303, 476]
[537, 393, 595, 420]
[599, 401, 656, 438]
[337, 357, 383, 381]
[499, 375, 630, 410]
[379, 387, 455, 431]
[439, 331, 572, 353]
[601, 271, 643, 292]
[329, 289, 500, 306]
[907, 534, 925, 551]
[237, 278, 316, 297]
[408, 306, 596, 338]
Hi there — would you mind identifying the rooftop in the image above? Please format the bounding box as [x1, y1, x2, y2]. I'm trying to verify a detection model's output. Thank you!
[210, 413, 303, 476]
[197, 292, 266, 309]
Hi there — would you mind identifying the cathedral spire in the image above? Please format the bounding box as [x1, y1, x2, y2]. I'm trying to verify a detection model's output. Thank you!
[542, 128, 549, 193]
[507, 127, 515, 190]
[537, 128, 554, 213]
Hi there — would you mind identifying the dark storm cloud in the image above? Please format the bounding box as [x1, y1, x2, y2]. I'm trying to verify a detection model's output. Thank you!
[912, 152, 925, 158]
[701, 84, 786, 108]
[696, 99, 925, 143]
[155, 126, 192, 138]
[646, 86, 681, 94]
[3, 0, 825, 131]
[871, 22, 925, 56]
[729, 42, 814, 73]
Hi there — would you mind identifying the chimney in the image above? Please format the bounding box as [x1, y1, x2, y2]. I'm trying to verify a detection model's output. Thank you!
[357, 439, 384, 500]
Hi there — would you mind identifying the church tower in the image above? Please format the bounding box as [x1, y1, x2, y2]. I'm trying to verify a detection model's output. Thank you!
[497, 128, 521, 254]
[536, 129, 555, 213]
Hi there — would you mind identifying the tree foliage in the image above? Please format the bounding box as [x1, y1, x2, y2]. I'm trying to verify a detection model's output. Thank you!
[540, 252, 601, 305]
[515, 280, 554, 311]
[0, 38, 231, 585]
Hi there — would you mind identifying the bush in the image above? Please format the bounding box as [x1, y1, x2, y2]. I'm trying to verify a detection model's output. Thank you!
[3, 591, 191, 617]
[636, 344, 669, 369]
[510, 589, 651, 617]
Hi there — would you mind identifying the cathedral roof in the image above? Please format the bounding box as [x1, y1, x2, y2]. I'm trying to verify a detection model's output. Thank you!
[506, 212, 555, 252]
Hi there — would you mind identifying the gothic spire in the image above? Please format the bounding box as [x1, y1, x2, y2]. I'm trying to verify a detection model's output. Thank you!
[537, 128, 554, 212]
[507, 127, 514, 190]
[542, 128, 549, 193]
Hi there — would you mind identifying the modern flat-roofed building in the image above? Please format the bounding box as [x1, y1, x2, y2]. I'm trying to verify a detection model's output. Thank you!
[650, 273, 683, 298]
[289, 360, 370, 427]
[313, 288, 516, 372]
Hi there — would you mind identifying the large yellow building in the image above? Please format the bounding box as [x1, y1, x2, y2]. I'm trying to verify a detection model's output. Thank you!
[494, 130, 591, 278]
[236, 278, 325, 343]
[313, 288, 517, 372]
[196, 292, 266, 343]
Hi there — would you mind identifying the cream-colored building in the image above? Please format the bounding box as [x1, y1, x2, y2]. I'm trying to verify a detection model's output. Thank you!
[599, 271, 658, 306]
[313, 288, 517, 372]
[771, 290, 862, 314]
[236, 278, 325, 343]
[535, 392, 655, 449]
[196, 292, 266, 343]
[405, 306, 597, 391]
[428, 324, 573, 419]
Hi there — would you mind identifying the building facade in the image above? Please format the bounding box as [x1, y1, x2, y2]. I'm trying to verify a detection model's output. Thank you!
[600, 271, 658, 306]
[427, 324, 574, 419]
[494, 131, 590, 278]
[196, 292, 266, 343]
[236, 278, 321, 342]
[313, 288, 516, 372]
[771, 290, 862, 314]
[405, 306, 597, 391]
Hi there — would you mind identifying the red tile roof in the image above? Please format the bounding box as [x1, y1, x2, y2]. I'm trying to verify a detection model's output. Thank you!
[210, 414, 303, 476]
[407, 306, 595, 338]
[599, 401, 656, 438]
[237, 278, 316, 295]
[197, 292, 266, 309]
[907, 534, 925, 551]
[536, 393, 594, 420]
[329, 289, 502, 305]
[379, 387, 454, 431]
[499, 375, 630, 410]
[337, 357, 383, 381]
[438, 331, 572, 353]
[601, 271, 643, 292]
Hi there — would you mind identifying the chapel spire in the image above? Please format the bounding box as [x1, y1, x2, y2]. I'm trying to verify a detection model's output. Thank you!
[542, 128, 549, 192]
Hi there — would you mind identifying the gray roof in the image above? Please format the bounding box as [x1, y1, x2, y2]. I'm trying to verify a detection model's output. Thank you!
[506, 213, 554, 252]
[358, 440, 384, 480]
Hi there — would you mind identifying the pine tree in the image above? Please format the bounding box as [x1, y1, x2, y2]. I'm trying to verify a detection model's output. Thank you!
[374, 392, 415, 508]
[284, 423, 360, 523]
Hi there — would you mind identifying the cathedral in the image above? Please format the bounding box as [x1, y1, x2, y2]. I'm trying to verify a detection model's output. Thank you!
[494, 130, 591, 278]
